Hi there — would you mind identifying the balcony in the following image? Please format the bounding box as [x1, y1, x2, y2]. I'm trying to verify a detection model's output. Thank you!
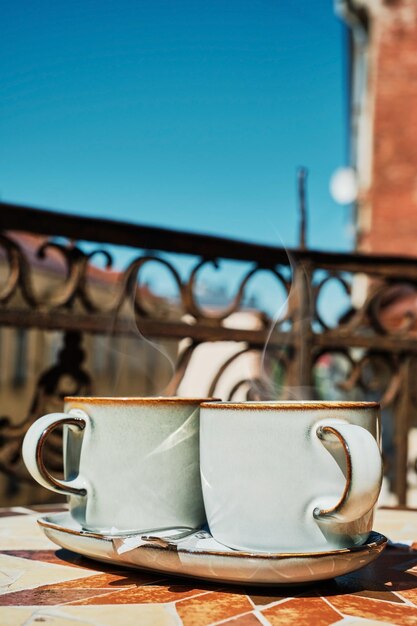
[1, 202, 417, 506]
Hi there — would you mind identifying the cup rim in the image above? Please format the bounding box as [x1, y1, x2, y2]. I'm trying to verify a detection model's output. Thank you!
[200, 400, 380, 410]
[64, 396, 219, 405]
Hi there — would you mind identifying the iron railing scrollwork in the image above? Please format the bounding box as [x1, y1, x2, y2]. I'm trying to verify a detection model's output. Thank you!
[1, 202, 417, 504]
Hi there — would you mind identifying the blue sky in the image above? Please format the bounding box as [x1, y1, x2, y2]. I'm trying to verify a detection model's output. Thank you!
[1, 0, 349, 255]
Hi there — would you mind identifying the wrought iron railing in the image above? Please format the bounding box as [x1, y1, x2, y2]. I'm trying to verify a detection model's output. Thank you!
[1, 202, 417, 505]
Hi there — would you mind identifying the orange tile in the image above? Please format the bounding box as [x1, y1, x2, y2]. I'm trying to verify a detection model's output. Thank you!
[0, 587, 118, 606]
[1, 549, 65, 564]
[330, 593, 417, 625]
[0, 548, 98, 570]
[39, 571, 163, 590]
[332, 553, 417, 597]
[263, 597, 340, 626]
[348, 589, 406, 603]
[70, 583, 212, 605]
[0, 549, 92, 568]
[248, 591, 288, 607]
[222, 613, 263, 626]
[389, 586, 417, 607]
[330, 572, 407, 604]
[175, 591, 253, 626]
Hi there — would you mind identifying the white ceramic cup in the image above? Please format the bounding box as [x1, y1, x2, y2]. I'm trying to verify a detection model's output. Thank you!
[23, 396, 214, 533]
[200, 401, 383, 553]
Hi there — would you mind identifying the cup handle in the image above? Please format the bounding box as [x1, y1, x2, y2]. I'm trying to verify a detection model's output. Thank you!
[22, 412, 87, 497]
[313, 421, 383, 524]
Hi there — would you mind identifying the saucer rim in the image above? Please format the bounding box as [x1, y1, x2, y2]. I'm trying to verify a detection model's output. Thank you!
[37, 513, 387, 560]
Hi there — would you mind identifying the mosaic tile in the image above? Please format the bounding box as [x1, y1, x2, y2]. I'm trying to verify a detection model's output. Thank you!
[0, 548, 138, 573]
[346, 589, 406, 603]
[0, 586, 118, 606]
[247, 583, 316, 608]
[332, 619, 398, 625]
[0, 604, 177, 626]
[0, 550, 80, 567]
[396, 586, 417, 604]
[175, 590, 253, 626]
[69, 582, 212, 605]
[0, 607, 45, 626]
[0, 515, 56, 550]
[375, 509, 417, 543]
[331, 574, 408, 604]
[333, 553, 417, 595]
[0, 507, 416, 625]
[248, 590, 291, 607]
[0, 554, 96, 596]
[221, 612, 264, 625]
[330, 593, 417, 626]
[262, 596, 341, 626]
[43, 570, 165, 589]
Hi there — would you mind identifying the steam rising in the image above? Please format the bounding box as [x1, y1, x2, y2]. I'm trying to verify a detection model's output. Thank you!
[94, 264, 177, 396]
[145, 409, 198, 457]
[94, 236, 317, 401]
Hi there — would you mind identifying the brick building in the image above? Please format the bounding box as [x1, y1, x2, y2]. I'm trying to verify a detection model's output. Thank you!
[338, 0, 417, 255]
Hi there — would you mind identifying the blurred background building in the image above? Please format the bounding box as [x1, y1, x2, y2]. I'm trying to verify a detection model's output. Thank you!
[339, 0, 417, 255]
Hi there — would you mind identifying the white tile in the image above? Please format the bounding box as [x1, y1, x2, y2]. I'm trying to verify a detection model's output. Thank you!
[0, 554, 97, 596]
[0, 515, 57, 550]
[0, 605, 177, 626]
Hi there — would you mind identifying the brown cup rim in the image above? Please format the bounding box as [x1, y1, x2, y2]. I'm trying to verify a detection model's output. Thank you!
[65, 396, 219, 405]
[199, 400, 380, 410]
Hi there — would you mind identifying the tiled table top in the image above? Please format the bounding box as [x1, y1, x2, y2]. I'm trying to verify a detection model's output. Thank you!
[1, 505, 417, 626]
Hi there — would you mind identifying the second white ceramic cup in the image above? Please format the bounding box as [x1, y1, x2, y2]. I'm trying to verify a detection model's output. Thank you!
[200, 401, 383, 553]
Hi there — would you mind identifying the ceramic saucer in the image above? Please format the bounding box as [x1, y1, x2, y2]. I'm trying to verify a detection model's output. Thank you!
[38, 512, 387, 586]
